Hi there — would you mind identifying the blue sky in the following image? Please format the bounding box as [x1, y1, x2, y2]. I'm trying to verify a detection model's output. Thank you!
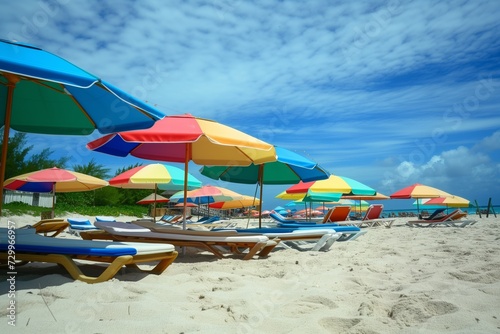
[2, 0, 500, 211]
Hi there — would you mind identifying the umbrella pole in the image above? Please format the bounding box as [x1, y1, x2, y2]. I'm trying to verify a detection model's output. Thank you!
[51, 183, 55, 218]
[153, 185, 157, 223]
[258, 164, 264, 228]
[0, 78, 17, 216]
[182, 147, 189, 231]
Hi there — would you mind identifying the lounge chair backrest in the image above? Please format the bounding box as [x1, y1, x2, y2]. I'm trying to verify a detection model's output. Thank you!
[323, 206, 351, 223]
[449, 209, 467, 220]
[426, 209, 460, 222]
[270, 212, 289, 223]
[426, 208, 446, 220]
[363, 204, 383, 221]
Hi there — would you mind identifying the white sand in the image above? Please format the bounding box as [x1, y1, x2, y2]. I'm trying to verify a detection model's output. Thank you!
[1, 214, 499, 333]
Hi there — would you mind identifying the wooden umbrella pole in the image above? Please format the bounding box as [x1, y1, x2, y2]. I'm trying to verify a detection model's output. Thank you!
[0, 80, 17, 216]
[51, 183, 56, 218]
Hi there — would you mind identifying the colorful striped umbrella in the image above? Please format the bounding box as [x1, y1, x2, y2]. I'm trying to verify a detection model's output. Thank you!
[4, 167, 108, 217]
[87, 114, 277, 228]
[390, 183, 453, 212]
[285, 175, 376, 197]
[424, 195, 470, 208]
[200, 146, 329, 226]
[209, 195, 261, 210]
[0, 39, 165, 214]
[136, 193, 170, 205]
[109, 163, 202, 221]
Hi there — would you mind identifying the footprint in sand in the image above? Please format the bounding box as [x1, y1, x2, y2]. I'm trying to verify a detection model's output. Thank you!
[281, 295, 337, 317]
[449, 269, 500, 284]
[389, 296, 458, 327]
[318, 317, 362, 333]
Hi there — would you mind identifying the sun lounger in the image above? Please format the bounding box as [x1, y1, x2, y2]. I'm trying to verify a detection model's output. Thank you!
[95, 216, 116, 222]
[0, 228, 177, 283]
[67, 218, 100, 236]
[407, 209, 476, 227]
[213, 227, 342, 251]
[22, 218, 69, 237]
[81, 221, 280, 260]
[338, 204, 394, 228]
[419, 208, 446, 220]
[268, 214, 367, 242]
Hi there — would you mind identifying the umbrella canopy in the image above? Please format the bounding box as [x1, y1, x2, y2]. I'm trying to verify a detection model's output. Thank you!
[424, 195, 470, 207]
[87, 113, 277, 228]
[286, 175, 376, 197]
[390, 183, 453, 212]
[390, 183, 452, 199]
[209, 195, 261, 209]
[169, 185, 245, 205]
[136, 193, 170, 205]
[0, 39, 165, 213]
[3, 167, 108, 216]
[109, 164, 202, 190]
[275, 190, 342, 202]
[174, 202, 198, 208]
[200, 146, 329, 226]
[109, 163, 202, 221]
[200, 146, 328, 184]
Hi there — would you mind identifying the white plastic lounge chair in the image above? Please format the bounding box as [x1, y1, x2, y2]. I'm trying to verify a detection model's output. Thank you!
[214, 227, 342, 252]
[81, 221, 280, 260]
[0, 228, 177, 283]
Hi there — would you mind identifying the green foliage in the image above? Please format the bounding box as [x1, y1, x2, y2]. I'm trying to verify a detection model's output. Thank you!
[1, 132, 69, 179]
[2, 202, 147, 218]
[73, 158, 111, 179]
[2, 135, 158, 211]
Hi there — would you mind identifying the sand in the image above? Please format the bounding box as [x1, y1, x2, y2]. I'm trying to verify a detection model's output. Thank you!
[1, 214, 499, 333]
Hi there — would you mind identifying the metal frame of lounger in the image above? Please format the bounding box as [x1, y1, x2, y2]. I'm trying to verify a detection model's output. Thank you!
[82, 222, 280, 260]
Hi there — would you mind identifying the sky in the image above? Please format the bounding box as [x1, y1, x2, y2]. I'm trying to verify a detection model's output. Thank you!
[2, 0, 500, 211]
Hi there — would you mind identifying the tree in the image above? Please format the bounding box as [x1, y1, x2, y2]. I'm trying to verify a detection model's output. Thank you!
[58, 158, 113, 207]
[1, 132, 69, 179]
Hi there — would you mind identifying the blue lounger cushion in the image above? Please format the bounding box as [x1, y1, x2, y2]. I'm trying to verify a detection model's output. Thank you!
[0, 228, 174, 256]
[68, 218, 99, 230]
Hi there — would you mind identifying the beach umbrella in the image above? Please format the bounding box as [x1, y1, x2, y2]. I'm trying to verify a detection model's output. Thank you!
[169, 185, 245, 205]
[136, 193, 170, 205]
[424, 195, 470, 208]
[200, 146, 329, 227]
[286, 175, 376, 196]
[0, 39, 165, 214]
[342, 192, 390, 214]
[208, 195, 261, 209]
[170, 185, 247, 219]
[3, 167, 108, 217]
[109, 163, 202, 221]
[87, 113, 277, 229]
[390, 183, 453, 213]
